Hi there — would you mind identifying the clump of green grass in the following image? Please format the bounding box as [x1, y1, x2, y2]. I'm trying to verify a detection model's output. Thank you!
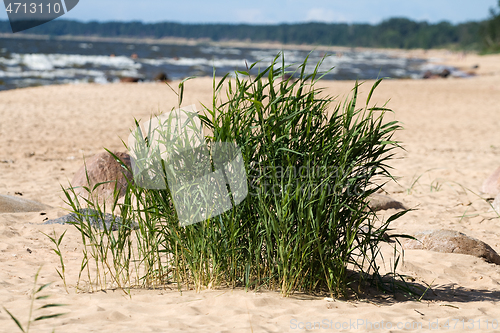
[62, 174, 138, 293]
[42, 230, 68, 293]
[63, 53, 406, 298]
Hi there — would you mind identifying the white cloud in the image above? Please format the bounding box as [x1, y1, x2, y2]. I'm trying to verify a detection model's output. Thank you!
[2, 0, 495, 24]
[305, 8, 351, 23]
[234, 9, 273, 24]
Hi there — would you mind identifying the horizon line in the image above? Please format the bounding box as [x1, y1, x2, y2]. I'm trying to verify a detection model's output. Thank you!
[0, 16, 485, 27]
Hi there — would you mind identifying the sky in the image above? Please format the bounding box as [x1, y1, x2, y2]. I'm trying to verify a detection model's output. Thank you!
[1, 0, 499, 25]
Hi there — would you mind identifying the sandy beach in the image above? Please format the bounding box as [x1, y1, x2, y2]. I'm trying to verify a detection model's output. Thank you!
[1, 50, 500, 332]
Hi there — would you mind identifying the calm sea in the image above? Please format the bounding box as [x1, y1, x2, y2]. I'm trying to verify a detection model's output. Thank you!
[0, 36, 454, 91]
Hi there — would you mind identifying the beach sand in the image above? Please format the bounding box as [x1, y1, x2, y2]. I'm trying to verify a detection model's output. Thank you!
[1, 51, 500, 332]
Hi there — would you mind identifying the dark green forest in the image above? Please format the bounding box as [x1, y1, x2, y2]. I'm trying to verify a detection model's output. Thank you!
[1, 2, 500, 52]
[480, 0, 500, 52]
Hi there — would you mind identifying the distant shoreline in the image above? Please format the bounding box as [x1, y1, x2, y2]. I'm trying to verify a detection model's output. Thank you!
[2, 31, 483, 72]
[2, 31, 496, 84]
[0, 18, 483, 51]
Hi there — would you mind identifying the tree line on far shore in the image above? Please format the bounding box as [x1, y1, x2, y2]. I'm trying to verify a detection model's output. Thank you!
[1, 2, 499, 52]
[481, 0, 500, 52]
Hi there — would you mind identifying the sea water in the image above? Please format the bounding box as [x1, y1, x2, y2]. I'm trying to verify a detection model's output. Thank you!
[0, 36, 453, 91]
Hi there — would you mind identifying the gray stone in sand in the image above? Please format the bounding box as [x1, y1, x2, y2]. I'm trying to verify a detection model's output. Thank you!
[481, 166, 500, 198]
[367, 193, 406, 212]
[43, 208, 137, 231]
[403, 229, 500, 265]
[0, 194, 51, 213]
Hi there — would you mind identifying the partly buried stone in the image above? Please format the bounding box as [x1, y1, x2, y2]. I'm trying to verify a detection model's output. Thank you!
[0, 194, 51, 213]
[481, 166, 500, 198]
[43, 208, 137, 231]
[70, 151, 133, 203]
[367, 193, 406, 212]
[403, 229, 500, 265]
[153, 72, 169, 82]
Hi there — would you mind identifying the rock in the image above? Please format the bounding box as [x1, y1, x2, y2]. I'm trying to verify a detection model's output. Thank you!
[367, 193, 406, 211]
[119, 77, 140, 83]
[439, 69, 451, 78]
[481, 166, 500, 198]
[403, 229, 500, 265]
[0, 194, 51, 213]
[43, 208, 137, 231]
[153, 72, 169, 82]
[423, 70, 434, 79]
[423, 68, 452, 79]
[71, 151, 132, 203]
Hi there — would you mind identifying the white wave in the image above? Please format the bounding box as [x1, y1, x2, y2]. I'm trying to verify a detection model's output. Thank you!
[1, 66, 22, 73]
[0, 57, 19, 66]
[0, 67, 109, 79]
[249, 49, 282, 59]
[107, 69, 143, 78]
[419, 63, 468, 77]
[389, 68, 407, 77]
[7, 53, 141, 71]
[200, 46, 242, 55]
[141, 57, 248, 68]
[369, 57, 407, 67]
[78, 43, 93, 49]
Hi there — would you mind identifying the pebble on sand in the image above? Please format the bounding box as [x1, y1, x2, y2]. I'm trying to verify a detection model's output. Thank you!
[0, 194, 51, 213]
[402, 229, 500, 265]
